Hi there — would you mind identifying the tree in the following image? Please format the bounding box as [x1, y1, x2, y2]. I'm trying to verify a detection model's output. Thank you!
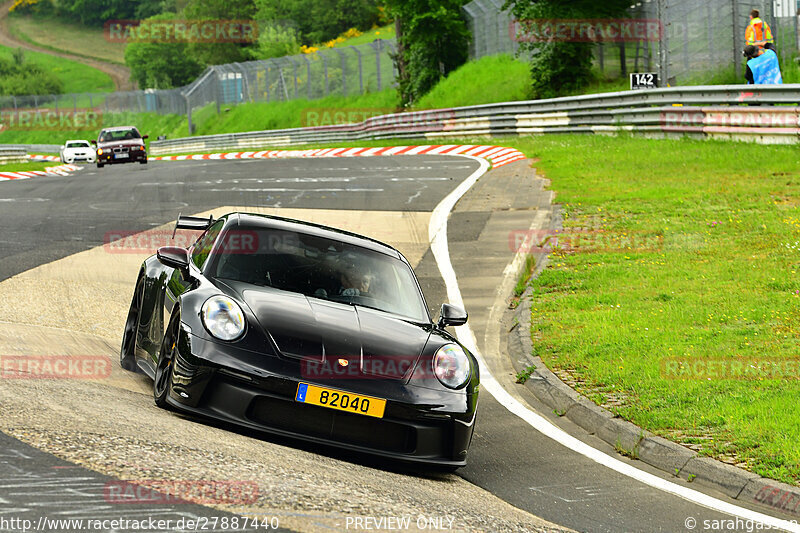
[504, 0, 631, 98]
[254, 0, 381, 45]
[124, 13, 203, 89]
[384, 0, 470, 106]
[182, 0, 258, 66]
[251, 21, 301, 59]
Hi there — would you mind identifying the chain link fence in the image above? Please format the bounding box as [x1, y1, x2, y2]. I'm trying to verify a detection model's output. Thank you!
[182, 40, 396, 132]
[462, 0, 799, 85]
[0, 40, 397, 131]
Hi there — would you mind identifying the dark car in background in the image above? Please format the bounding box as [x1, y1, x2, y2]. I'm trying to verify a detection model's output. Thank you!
[93, 126, 148, 168]
[119, 212, 480, 468]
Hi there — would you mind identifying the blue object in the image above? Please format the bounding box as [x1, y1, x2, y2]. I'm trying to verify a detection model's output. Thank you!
[296, 383, 308, 402]
[748, 49, 783, 84]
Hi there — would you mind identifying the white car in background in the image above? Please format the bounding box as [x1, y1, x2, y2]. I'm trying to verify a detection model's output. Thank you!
[60, 140, 96, 164]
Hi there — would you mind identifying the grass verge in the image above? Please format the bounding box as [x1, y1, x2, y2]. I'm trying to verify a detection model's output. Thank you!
[0, 44, 113, 94]
[0, 161, 65, 172]
[6, 13, 126, 65]
[511, 134, 800, 486]
[0, 111, 185, 147]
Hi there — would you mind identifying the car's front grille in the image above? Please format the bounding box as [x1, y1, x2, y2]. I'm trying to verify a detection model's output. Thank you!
[113, 147, 129, 154]
[248, 395, 415, 454]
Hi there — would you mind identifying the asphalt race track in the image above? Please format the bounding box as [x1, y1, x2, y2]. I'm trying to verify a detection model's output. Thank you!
[0, 156, 797, 532]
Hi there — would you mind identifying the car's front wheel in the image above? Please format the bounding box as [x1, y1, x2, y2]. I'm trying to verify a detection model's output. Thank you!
[154, 309, 180, 409]
[97, 162, 104, 168]
[120, 275, 144, 373]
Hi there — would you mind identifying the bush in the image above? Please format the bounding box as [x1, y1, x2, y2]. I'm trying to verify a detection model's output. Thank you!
[0, 51, 64, 95]
[251, 21, 301, 60]
[384, 0, 470, 106]
[505, 0, 632, 99]
[124, 14, 204, 89]
[255, 0, 382, 45]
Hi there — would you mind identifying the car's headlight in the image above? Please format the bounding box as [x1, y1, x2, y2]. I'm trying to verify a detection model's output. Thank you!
[97, 148, 103, 155]
[433, 344, 471, 389]
[201, 295, 245, 341]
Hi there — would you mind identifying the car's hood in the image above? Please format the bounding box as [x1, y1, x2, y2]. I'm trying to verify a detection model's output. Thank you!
[226, 281, 432, 380]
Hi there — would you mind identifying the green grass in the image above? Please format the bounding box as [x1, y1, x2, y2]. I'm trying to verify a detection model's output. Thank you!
[0, 111, 185, 147]
[0, 161, 61, 172]
[0, 45, 113, 94]
[415, 54, 531, 109]
[508, 134, 800, 486]
[331, 24, 395, 48]
[7, 13, 126, 65]
[186, 88, 400, 136]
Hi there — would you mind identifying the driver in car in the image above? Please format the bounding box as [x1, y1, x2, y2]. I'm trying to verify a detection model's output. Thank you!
[339, 259, 373, 296]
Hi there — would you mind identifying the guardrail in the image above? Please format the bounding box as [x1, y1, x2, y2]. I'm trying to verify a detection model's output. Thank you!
[0, 148, 29, 164]
[4, 144, 62, 154]
[149, 85, 800, 155]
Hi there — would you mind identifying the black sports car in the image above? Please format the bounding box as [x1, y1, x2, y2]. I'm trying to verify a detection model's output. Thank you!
[120, 213, 479, 468]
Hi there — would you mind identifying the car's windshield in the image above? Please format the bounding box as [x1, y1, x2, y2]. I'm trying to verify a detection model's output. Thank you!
[99, 129, 139, 142]
[66, 141, 89, 148]
[209, 226, 429, 322]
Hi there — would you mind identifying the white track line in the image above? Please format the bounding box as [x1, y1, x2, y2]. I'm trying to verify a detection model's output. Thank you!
[428, 155, 799, 532]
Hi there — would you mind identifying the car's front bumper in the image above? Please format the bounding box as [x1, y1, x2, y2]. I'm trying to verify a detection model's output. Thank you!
[62, 153, 96, 163]
[165, 328, 478, 467]
[97, 150, 146, 164]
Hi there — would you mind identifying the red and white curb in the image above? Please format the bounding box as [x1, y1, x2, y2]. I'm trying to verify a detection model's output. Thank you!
[0, 162, 80, 181]
[28, 154, 61, 162]
[149, 145, 527, 168]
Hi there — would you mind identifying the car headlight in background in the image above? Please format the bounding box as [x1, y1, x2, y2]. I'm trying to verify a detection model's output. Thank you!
[433, 344, 470, 389]
[201, 295, 245, 341]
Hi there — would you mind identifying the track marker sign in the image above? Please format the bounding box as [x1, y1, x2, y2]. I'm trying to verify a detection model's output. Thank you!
[630, 72, 658, 90]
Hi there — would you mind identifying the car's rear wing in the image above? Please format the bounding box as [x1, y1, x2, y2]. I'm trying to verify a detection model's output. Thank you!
[172, 214, 215, 238]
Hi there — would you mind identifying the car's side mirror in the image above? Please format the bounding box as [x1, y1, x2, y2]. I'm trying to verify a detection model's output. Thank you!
[142, 135, 149, 140]
[90, 139, 97, 145]
[157, 246, 190, 277]
[438, 303, 468, 328]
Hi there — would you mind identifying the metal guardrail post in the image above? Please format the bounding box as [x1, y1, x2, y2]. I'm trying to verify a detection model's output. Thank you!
[321, 51, 329, 96]
[657, 0, 668, 85]
[302, 55, 312, 99]
[335, 48, 347, 96]
[732, 0, 741, 80]
[287, 56, 299, 99]
[354, 46, 364, 94]
[374, 40, 382, 91]
[185, 93, 193, 134]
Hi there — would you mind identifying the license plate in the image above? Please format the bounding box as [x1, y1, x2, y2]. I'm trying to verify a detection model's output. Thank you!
[295, 383, 386, 418]
[115, 153, 129, 159]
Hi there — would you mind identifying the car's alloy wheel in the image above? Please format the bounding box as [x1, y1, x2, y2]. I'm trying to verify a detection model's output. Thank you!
[154, 310, 179, 409]
[120, 276, 143, 372]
